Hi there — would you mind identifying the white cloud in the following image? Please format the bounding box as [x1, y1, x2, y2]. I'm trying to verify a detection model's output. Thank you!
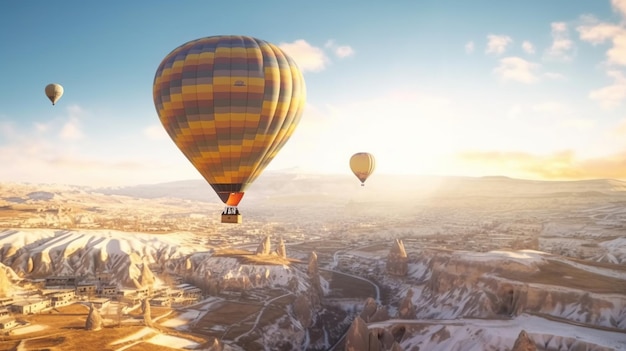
[57, 105, 88, 140]
[465, 41, 475, 54]
[544, 72, 566, 80]
[612, 0, 626, 18]
[0, 104, 203, 186]
[606, 33, 626, 66]
[493, 57, 540, 83]
[578, 21, 623, 45]
[34, 122, 49, 133]
[0, 121, 15, 139]
[334, 46, 354, 58]
[589, 70, 626, 109]
[0, 117, 194, 186]
[144, 124, 169, 140]
[59, 118, 83, 140]
[279, 39, 330, 72]
[545, 22, 575, 61]
[325, 40, 355, 58]
[485, 34, 513, 55]
[522, 41, 535, 54]
[577, 14, 626, 65]
[577, 10, 626, 67]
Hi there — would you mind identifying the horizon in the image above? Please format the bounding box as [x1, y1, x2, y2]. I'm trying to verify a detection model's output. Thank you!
[3, 1, 626, 186]
[3, 170, 626, 189]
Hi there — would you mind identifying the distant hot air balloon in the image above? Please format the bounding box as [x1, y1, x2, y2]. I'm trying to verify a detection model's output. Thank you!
[153, 35, 306, 224]
[45, 83, 64, 105]
[350, 152, 375, 186]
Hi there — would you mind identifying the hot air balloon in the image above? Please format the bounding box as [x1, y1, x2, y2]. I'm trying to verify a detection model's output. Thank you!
[45, 83, 64, 105]
[350, 152, 375, 186]
[153, 35, 306, 224]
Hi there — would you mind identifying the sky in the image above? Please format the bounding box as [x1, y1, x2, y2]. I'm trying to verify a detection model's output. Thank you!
[2, 1, 626, 186]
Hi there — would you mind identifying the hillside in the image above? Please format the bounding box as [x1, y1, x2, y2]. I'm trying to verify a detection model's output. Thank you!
[93, 174, 626, 205]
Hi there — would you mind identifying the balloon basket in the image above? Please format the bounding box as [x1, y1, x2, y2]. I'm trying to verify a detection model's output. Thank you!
[221, 214, 242, 224]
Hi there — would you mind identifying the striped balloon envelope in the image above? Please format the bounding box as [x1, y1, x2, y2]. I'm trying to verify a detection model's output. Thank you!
[153, 35, 306, 222]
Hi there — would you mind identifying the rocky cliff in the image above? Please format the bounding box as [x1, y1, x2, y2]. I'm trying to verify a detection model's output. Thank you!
[386, 239, 408, 276]
[370, 249, 626, 350]
[411, 249, 626, 329]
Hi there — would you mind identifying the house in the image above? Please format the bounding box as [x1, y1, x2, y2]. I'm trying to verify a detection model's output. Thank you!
[0, 317, 16, 330]
[135, 287, 149, 297]
[117, 289, 135, 297]
[181, 286, 202, 300]
[149, 296, 170, 307]
[96, 272, 113, 282]
[76, 283, 97, 296]
[11, 300, 50, 314]
[41, 289, 75, 307]
[99, 285, 118, 297]
[176, 283, 202, 296]
[120, 294, 143, 306]
[152, 286, 169, 296]
[168, 289, 183, 299]
[0, 298, 14, 307]
[90, 298, 110, 309]
[45, 276, 77, 288]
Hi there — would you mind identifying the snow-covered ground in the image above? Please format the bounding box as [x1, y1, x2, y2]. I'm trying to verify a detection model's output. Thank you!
[369, 314, 626, 351]
[10, 324, 47, 335]
[452, 249, 548, 266]
[109, 326, 201, 350]
[160, 310, 203, 328]
[145, 334, 199, 349]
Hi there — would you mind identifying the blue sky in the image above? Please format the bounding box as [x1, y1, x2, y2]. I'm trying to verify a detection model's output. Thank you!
[2, 1, 626, 186]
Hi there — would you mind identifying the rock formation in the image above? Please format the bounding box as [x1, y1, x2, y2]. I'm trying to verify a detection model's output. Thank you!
[0, 265, 12, 297]
[512, 330, 536, 351]
[346, 316, 404, 351]
[375, 329, 397, 350]
[292, 293, 313, 328]
[276, 237, 287, 258]
[142, 298, 153, 327]
[85, 303, 103, 331]
[256, 235, 271, 255]
[397, 289, 415, 319]
[368, 332, 382, 351]
[369, 306, 390, 323]
[139, 260, 155, 288]
[198, 338, 225, 351]
[360, 297, 378, 322]
[345, 316, 369, 351]
[359, 298, 390, 323]
[386, 239, 408, 276]
[308, 251, 323, 301]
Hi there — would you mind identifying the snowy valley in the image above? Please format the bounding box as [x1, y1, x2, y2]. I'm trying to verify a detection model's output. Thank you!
[0, 174, 625, 350]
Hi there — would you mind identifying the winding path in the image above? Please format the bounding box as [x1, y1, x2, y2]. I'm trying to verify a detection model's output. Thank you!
[231, 292, 294, 342]
[325, 249, 382, 350]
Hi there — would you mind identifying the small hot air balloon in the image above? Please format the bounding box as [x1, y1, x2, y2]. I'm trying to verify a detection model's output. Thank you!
[350, 152, 375, 186]
[45, 83, 64, 105]
[153, 35, 306, 223]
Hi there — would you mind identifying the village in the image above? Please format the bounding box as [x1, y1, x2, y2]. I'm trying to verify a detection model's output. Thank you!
[0, 274, 203, 334]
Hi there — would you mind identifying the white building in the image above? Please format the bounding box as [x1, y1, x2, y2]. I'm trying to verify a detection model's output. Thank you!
[11, 299, 50, 314]
[0, 317, 16, 330]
